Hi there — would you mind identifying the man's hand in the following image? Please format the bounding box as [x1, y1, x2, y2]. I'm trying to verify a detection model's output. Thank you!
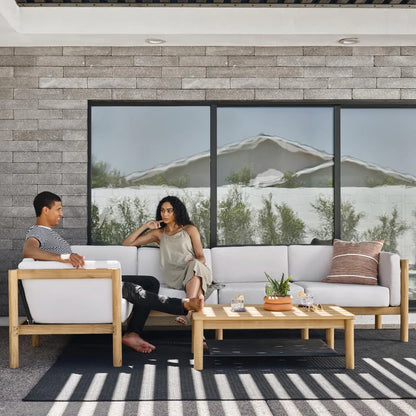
[63, 253, 85, 268]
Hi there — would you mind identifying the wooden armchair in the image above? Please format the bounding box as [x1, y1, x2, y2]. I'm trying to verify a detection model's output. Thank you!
[9, 263, 126, 368]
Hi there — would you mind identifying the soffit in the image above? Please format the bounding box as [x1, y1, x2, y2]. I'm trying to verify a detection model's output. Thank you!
[2, 0, 416, 46]
[13, 0, 416, 7]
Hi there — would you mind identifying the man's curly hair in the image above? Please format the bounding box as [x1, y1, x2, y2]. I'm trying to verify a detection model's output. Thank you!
[156, 196, 193, 227]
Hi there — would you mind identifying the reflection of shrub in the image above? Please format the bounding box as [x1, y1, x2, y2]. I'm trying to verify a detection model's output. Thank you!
[138, 174, 189, 188]
[310, 196, 364, 241]
[276, 202, 305, 244]
[258, 194, 279, 244]
[363, 207, 408, 253]
[340, 201, 365, 241]
[218, 186, 254, 245]
[310, 196, 334, 240]
[365, 176, 406, 187]
[225, 166, 253, 186]
[189, 194, 210, 248]
[280, 171, 304, 188]
[91, 159, 128, 188]
[91, 197, 150, 245]
[258, 194, 305, 244]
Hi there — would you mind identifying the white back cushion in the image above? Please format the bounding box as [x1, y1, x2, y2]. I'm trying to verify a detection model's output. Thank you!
[379, 252, 401, 306]
[137, 247, 161, 280]
[211, 246, 288, 283]
[288, 245, 333, 282]
[71, 245, 138, 275]
[19, 259, 132, 324]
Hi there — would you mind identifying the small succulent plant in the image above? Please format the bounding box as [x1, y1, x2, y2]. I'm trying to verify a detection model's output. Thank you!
[265, 272, 292, 298]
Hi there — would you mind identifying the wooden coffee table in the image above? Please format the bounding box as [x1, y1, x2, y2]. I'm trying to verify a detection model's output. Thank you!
[192, 304, 354, 370]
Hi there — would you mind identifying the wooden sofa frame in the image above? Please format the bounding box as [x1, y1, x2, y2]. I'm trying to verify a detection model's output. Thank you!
[8, 259, 409, 368]
[9, 268, 122, 369]
[343, 258, 409, 343]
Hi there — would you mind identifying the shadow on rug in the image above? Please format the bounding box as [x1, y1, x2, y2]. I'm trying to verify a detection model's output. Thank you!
[24, 329, 416, 401]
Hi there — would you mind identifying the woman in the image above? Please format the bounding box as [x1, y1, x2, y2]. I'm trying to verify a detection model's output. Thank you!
[123, 196, 214, 325]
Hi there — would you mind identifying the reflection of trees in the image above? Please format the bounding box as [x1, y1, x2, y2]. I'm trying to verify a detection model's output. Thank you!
[258, 194, 305, 244]
[225, 166, 253, 186]
[91, 198, 149, 245]
[363, 207, 409, 253]
[188, 194, 210, 248]
[310, 196, 364, 241]
[218, 186, 255, 245]
[91, 159, 128, 188]
[311, 196, 408, 253]
[91, 188, 410, 256]
[136, 174, 189, 188]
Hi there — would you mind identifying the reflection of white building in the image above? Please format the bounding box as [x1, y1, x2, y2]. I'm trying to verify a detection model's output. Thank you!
[125, 134, 416, 188]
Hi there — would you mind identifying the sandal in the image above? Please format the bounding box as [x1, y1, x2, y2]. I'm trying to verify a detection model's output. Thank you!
[175, 314, 191, 325]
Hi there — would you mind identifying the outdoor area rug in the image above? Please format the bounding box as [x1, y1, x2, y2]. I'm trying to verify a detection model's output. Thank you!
[24, 329, 416, 401]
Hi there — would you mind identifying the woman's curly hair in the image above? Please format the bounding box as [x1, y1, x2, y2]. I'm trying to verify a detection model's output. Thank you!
[156, 195, 193, 227]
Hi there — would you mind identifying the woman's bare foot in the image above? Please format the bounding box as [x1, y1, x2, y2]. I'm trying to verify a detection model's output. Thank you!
[122, 332, 156, 353]
[184, 294, 204, 313]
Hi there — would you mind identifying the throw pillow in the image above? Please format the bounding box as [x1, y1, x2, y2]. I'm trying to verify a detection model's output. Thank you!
[323, 239, 384, 285]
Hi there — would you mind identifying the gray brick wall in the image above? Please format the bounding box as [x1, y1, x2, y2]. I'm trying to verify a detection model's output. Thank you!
[0, 45, 414, 315]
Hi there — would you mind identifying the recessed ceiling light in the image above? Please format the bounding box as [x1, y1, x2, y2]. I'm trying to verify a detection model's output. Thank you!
[145, 38, 166, 45]
[338, 38, 359, 45]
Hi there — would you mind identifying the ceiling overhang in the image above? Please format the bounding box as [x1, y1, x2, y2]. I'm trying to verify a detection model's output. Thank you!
[12, 0, 416, 7]
[1, 0, 416, 46]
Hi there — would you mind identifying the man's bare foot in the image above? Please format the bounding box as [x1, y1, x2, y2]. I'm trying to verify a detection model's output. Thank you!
[122, 332, 156, 353]
[184, 294, 204, 313]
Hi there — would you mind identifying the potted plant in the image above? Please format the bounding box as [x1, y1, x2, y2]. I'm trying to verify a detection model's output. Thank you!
[263, 272, 293, 311]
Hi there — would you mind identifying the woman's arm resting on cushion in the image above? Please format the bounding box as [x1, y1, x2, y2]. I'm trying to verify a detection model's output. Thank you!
[122, 221, 162, 246]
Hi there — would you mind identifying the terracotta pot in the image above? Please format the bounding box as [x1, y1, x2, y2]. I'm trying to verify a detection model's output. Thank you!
[263, 295, 293, 311]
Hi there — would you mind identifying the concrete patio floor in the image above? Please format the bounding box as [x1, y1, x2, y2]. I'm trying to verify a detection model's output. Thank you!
[1, 316, 415, 416]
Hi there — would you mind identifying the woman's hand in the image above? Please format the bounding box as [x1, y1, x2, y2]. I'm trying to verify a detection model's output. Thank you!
[146, 220, 163, 230]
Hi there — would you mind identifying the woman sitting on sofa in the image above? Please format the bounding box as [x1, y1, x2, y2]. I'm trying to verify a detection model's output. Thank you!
[123, 195, 217, 325]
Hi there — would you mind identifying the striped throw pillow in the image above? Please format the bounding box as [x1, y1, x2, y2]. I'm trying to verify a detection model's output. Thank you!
[323, 239, 384, 285]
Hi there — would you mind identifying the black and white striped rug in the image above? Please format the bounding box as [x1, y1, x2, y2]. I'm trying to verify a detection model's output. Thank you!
[24, 329, 416, 402]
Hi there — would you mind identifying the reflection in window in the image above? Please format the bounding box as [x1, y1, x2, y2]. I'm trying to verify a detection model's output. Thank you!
[91, 106, 210, 246]
[341, 108, 416, 301]
[217, 107, 334, 245]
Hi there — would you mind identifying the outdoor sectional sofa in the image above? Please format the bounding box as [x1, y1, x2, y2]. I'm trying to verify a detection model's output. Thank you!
[9, 244, 409, 368]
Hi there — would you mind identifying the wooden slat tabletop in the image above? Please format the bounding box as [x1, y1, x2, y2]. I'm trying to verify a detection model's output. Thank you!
[193, 304, 354, 321]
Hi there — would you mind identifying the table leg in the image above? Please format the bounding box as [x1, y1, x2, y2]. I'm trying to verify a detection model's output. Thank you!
[193, 319, 204, 370]
[301, 328, 309, 340]
[215, 329, 223, 340]
[344, 319, 354, 370]
[325, 328, 334, 349]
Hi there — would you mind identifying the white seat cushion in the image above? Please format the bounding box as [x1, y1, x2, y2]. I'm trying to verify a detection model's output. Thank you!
[18, 259, 132, 324]
[71, 245, 138, 275]
[297, 281, 390, 307]
[211, 246, 289, 283]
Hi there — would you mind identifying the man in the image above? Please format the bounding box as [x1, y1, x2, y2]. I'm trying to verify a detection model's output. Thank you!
[23, 191, 204, 353]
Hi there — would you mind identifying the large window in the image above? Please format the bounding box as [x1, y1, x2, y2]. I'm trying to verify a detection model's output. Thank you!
[341, 108, 416, 302]
[90, 105, 210, 245]
[217, 107, 333, 245]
